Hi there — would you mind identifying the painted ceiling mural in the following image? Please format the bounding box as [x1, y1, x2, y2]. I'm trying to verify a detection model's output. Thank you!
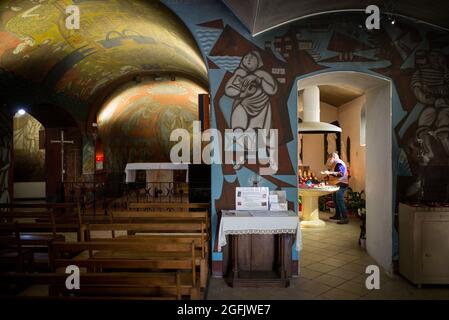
[164, 0, 449, 267]
[0, 0, 207, 101]
[97, 77, 207, 172]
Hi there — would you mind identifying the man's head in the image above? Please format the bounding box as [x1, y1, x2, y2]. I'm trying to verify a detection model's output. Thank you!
[326, 152, 340, 168]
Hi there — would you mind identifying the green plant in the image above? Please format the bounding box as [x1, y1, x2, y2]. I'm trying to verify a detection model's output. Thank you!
[346, 190, 366, 211]
[319, 195, 328, 211]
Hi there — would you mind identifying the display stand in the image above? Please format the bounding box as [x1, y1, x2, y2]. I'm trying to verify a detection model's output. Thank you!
[218, 210, 300, 288]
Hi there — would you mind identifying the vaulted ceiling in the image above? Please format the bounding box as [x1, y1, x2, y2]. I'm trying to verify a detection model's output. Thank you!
[223, 0, 449, 36]
[0, 0, 207, 103]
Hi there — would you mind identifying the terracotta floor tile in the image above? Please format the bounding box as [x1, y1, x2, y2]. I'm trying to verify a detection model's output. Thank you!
[314, 274, 347, 287]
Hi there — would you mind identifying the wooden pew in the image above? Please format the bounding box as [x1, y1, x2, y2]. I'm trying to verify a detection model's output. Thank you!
[0, 272, 183, 300]
[110, 210, 209, 228]
[49, 241, 200, 299]
[0, 223, 34, 272]
[0, 222, 65, 270]
[1, 202, 85, 242]
[16, 223, 81, 240]
[127, 202, 210, 212]
[84, 222, 208, 288]
[0, 202, 81, 238]
[0, 202, 77, 215]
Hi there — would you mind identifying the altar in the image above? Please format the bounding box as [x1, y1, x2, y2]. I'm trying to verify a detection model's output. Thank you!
[124, 163, 189, 183]
[218, 210, 301, 287]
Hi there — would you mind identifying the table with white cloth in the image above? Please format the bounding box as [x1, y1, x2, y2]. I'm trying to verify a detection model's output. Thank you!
[219, 210, 301, 287]
[124, 163, 189, 183]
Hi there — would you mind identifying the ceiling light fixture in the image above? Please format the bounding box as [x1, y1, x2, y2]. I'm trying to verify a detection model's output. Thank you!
[298, 86, 342, 134]
[15, 108, 26, 117]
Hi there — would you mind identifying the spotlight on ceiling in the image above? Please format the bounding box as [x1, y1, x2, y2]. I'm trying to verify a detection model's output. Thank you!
[15, 109, 26, 117]
[170, 74, 176, 81]
[391, 19, 396, 25]
[154, 74, 163, 81]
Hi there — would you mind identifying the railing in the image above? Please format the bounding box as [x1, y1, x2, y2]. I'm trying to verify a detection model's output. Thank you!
[62, 181, 108, 216]
[62, 181, 196, 215]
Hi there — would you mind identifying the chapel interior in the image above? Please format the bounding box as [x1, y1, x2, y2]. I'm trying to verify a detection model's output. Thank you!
[1, 0, 449, 301]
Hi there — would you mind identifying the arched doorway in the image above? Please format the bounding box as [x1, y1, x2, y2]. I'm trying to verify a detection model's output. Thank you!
[12, 110, 45, 200]
[12, 104, 81, 202]
[297, 71, 393, 274]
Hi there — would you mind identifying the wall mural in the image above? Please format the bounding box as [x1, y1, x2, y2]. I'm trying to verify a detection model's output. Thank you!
[0, 108, 12, 204]
[97, 77, 207, 173]
[13, 113, 45, 182]
[82, 137, 95, 176]
[400, 50, 449, 202]
[164, 0, 449, 268]
[225, 51, 279, 169]
[0, 0, 207, 101]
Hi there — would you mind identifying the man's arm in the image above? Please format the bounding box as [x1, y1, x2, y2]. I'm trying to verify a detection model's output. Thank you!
[324, 164, 344, 177]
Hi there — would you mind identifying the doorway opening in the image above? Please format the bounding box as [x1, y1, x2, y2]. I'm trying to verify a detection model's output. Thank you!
[297, 71, 393, 274]
[13, 110, 46, 200]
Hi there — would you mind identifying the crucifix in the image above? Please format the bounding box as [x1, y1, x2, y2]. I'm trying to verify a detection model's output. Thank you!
[51, 130, 74, 183]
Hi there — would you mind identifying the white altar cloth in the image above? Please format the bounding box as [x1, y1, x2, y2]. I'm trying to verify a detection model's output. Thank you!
[218, 210, 301, 252]
[124, 163, 189, 183]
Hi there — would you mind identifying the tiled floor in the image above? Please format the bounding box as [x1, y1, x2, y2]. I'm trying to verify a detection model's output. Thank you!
[207, 212, 449, 300]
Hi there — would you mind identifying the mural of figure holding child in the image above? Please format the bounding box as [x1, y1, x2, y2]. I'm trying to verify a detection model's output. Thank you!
[224, 51, 278, 170]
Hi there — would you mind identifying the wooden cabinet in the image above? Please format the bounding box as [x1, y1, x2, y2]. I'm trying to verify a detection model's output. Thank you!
[226, 234, 292, 287]
[399, 203, 449, 286]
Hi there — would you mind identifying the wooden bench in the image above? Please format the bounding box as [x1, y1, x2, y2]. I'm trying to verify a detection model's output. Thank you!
[84, 222, 208, 288]
[0, 272, 183, 300]
[0, 202, 77, 215]
[0, 222, 66, 270]
[110, 210, 209, 228]
[49, 241, 200, 299]
[0, 202, 82, 240]
[0, 223, 34, 272]
[127, 202, 210, 212]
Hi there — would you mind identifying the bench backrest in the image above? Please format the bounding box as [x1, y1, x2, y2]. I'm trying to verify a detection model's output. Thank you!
[50, 240, 196, 286]
[88, 234, 208, 259]
[86, 222, 206, 233]
[0, 272, 182, 300]
[0, 222, 22, 250]
[127, 202, 209, 211]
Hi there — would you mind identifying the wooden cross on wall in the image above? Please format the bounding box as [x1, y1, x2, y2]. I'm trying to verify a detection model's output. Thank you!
[51, 130, 74, 183]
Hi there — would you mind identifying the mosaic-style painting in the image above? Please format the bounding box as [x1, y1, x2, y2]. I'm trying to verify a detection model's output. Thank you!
[0, 0, 207, 100]
[97, 77, 207, 172]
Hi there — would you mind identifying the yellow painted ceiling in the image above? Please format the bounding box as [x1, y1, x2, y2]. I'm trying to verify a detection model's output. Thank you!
[0, 0, 207, 100]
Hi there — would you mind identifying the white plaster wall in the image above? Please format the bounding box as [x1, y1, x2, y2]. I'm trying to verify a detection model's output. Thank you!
[14, 182, 46, 199]
[365, 84, 393, 274]
[338, 95, 366, 193]
[301, 101, 337, 174]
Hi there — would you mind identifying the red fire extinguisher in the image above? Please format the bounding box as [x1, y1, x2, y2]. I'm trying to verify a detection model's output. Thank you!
[95, 154, 104, 171]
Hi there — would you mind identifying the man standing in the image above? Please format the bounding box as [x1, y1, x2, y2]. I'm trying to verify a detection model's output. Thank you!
[323, 152, 349, 224]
